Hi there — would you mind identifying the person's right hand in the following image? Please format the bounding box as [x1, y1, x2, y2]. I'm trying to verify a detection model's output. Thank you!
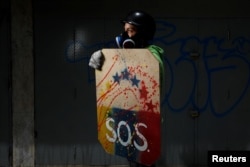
[88, 50, 105, 70]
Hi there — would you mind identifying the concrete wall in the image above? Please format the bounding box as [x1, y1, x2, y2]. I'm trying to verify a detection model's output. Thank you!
[11, 0, 35, 166]
[1, 0, 250, 166]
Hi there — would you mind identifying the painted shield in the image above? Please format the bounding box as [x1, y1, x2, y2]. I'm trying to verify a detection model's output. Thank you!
[95, 49, 160, 166]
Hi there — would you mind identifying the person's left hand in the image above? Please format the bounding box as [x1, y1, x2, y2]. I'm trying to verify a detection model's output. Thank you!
[88, 50, 105, 70]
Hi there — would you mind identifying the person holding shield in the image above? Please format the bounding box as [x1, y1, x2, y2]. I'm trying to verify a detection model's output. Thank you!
[89, 10, 165, 167]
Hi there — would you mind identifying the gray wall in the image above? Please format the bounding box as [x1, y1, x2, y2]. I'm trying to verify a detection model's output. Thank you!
[1, 0, 250, 166]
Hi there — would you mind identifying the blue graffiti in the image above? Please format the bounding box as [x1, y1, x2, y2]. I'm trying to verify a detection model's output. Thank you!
[64, 20, 250, 117]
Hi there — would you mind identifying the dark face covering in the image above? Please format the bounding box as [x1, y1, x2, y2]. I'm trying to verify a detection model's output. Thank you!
[115, 31, 148, 48]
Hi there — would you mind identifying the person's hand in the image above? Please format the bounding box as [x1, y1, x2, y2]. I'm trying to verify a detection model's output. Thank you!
[88, 50, 105, 70]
